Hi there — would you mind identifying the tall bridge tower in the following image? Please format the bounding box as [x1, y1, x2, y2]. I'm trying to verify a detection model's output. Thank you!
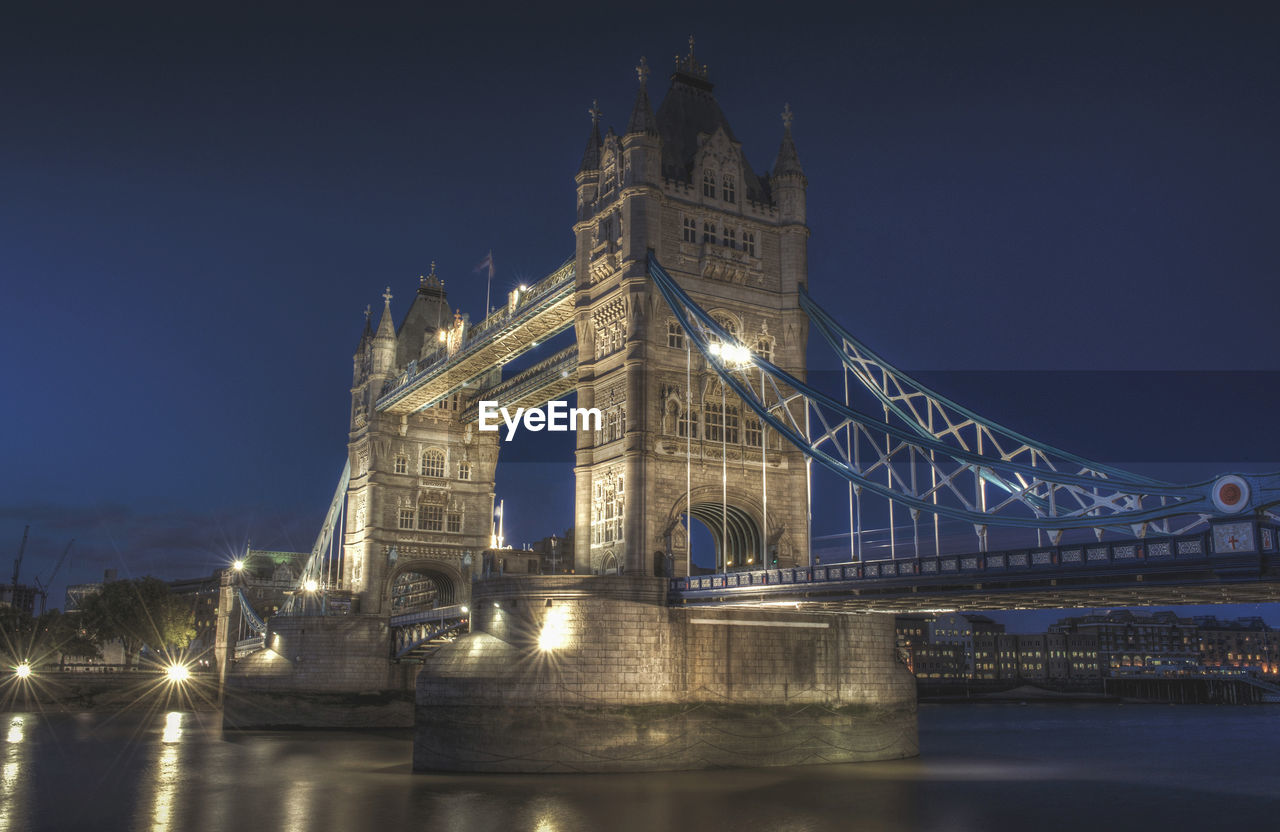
[573, 43, 812, 576]
[344, 268, 499, 615]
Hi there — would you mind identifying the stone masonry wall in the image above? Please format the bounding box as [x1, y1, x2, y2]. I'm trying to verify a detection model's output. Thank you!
[415, 576, 917, 771]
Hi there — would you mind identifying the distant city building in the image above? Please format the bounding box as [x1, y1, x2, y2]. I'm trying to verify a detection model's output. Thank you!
[0, 584, 37, 615]
[1050, 610, 1199, 673]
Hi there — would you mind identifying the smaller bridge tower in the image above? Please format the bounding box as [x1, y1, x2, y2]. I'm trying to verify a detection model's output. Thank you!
[344, 267, 499, 614]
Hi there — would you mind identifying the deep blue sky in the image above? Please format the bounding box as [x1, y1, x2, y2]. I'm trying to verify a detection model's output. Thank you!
[3, 2, 1278, 630]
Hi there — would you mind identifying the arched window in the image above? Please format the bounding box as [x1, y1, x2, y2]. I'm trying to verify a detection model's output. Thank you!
[666, 319, 684, 349]
[394, 454, 408, 474]
[702, 221, 716, 245]
[722, 174, 736, 203]
[458, 460, 471, 480]
[702, 170, 716, 198]
[421, 449, 445, 478]
[682, 216, 697, 242]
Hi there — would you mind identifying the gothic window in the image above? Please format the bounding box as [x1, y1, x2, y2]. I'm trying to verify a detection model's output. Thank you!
[421, 449, 445, 478]
[724, 404, 740, 444]
[447, 512, 462, 533]
[394, 454, 408, 475]
[702, 221, 716, 245]
[667, 320, 684, 349]
[595, 320, 626, 359]
[705, 400, 724, 443]
[592, 471, 626, 544]
[712, 313, 740, 340]
[418, 503, 443, 532]
[756, 335, 774, 363]
[683, 217, 697, 243]
[606, 408, 621, 443]
[725, 228, 736, 250]
[702, 170, 716, 198]
[399, 508, 416, 529]
[678, 406, 698, 439]
[723, 175, 736, 203]
[458, 461, 471, 480]
[745, 416, 762, 447]
[744, 231, 756, 256]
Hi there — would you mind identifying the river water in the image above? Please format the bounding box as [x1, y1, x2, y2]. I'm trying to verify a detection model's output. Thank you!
[2, 704, 1278, 832]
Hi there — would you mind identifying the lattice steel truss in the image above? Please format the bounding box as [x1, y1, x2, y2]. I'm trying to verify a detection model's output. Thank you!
[649, 254, 1277, 545]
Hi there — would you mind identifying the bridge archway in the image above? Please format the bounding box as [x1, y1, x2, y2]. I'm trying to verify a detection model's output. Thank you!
[665, 489, 768, 573]
[386, 561, 464, 615]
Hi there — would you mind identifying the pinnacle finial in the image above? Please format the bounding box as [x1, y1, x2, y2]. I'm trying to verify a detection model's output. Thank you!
[430, 260, 437, 276]
[364, 304, 371, 321]
[589, 99, 601, 125]
[674, 35, 708, 78]
[782, 103, 794, 131]
[636, 56, 649, 86]
[688, 35, 695, 63]
[383, 286, 393, 305]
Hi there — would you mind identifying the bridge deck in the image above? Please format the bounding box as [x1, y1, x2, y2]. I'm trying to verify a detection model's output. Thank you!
[377, 260, 575, 414]
[671, 528, 1280, 612]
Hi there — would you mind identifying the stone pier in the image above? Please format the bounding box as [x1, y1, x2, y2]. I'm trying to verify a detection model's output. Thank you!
[414, 576, 918, 772]
[223, 615, 416, 729]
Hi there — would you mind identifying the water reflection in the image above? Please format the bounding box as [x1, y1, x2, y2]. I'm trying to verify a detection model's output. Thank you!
[1, 715, 30, 832]
[140, 712, 184, 832]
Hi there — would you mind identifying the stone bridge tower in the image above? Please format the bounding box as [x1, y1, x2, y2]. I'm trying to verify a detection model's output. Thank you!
[573, 43, 811, 576]
[344, 267, 500, 614]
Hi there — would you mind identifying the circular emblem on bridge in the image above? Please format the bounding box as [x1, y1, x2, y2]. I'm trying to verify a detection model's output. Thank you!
[1211, 475, 1250, 514]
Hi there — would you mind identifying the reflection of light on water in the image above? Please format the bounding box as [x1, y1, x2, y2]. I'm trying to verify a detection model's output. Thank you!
[6, 716, 24, 744]
[534, 817, 557, 832]
[1, 716, 30, 831]
[282, 778, 313, 832]
[142, 712, 184, 832]
[162, 712, 183, 744]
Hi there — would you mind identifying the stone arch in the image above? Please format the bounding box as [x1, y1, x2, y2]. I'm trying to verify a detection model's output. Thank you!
[663, 486, 772, 571]
[600, 550, 620, 576]
[385, 559, 465, 614]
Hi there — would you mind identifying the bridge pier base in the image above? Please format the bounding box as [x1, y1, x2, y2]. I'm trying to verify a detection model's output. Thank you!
[223, 615, 415, 729]
[414, 576, 917, 772]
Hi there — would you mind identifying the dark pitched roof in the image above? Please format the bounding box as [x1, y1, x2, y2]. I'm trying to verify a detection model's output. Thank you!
[655, 72, 770, 203]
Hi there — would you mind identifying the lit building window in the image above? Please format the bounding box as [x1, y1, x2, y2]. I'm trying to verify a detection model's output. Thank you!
[418, 504, 443, 532]
[667, 320, 685, 349]
[422, 449, 445, 478]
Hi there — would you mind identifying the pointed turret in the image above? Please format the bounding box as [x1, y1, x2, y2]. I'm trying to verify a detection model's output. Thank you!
[772, 103, 806, 180]
[772, 103, 807, 226]
[626, 57, 658, 136]
[372, 286, 397, 376]
[579, 100, 603, 173]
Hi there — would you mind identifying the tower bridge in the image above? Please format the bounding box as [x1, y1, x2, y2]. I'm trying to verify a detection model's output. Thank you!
[219, 41, 1279, 770]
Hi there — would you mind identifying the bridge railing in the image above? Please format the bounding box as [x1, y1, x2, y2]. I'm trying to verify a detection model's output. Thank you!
[670, 525, 1278, 593]
[389, 602, 470, 629]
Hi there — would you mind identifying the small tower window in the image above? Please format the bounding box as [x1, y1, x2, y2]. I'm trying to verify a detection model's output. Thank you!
[678, 407, 698, 439]
[418, 504, 443, 532]
[723, 175, 736, 203]
[756, 336, 774, 363]
[725, 228, 736, 250]
[667, 320, 685, 349]
[702, 221, 716, 245]
[683, 217, 697, 243]
[447, 512, 462, 533]
[422, 449, 445, 478]
[394, 454, 408, 475]
[745, 416, 763, 447]
[702, 171, 716, 198]
[744, 231, 756, 257]
[458, 461, 471, 481]
[399, 508, 416, 530]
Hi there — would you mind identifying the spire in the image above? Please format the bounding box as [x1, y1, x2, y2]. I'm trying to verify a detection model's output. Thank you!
[673, 35, 709, 85]
[361, 304, 373, 341]
[772, 103, 805, 179]
[419, 260, 444, 293]
[376, 286, 396, 339]
[579, 100, 603, 173]
[626, 56, 658, 136]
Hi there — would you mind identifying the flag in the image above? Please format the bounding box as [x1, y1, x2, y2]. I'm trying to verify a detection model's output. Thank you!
[474, 251, 494, 279]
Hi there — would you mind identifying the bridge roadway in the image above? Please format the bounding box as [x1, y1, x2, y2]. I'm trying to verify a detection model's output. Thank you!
[670, 525, 1280, 612]
[376, 259, 575, 414]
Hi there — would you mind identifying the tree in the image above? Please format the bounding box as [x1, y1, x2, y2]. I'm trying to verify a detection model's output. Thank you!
[78, 578, 197, 668]
[36, 610, 101, 665]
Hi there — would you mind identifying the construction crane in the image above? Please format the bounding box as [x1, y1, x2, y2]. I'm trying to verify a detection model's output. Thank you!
[34, 539, 75, 616]
[9, 525, 29, 608]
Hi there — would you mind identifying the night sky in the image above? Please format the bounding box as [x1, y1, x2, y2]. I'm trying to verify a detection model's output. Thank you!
[3, 3, 1278, 630]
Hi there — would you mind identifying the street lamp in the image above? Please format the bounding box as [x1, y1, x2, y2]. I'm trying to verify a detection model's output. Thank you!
[14, 662, 32, 680]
